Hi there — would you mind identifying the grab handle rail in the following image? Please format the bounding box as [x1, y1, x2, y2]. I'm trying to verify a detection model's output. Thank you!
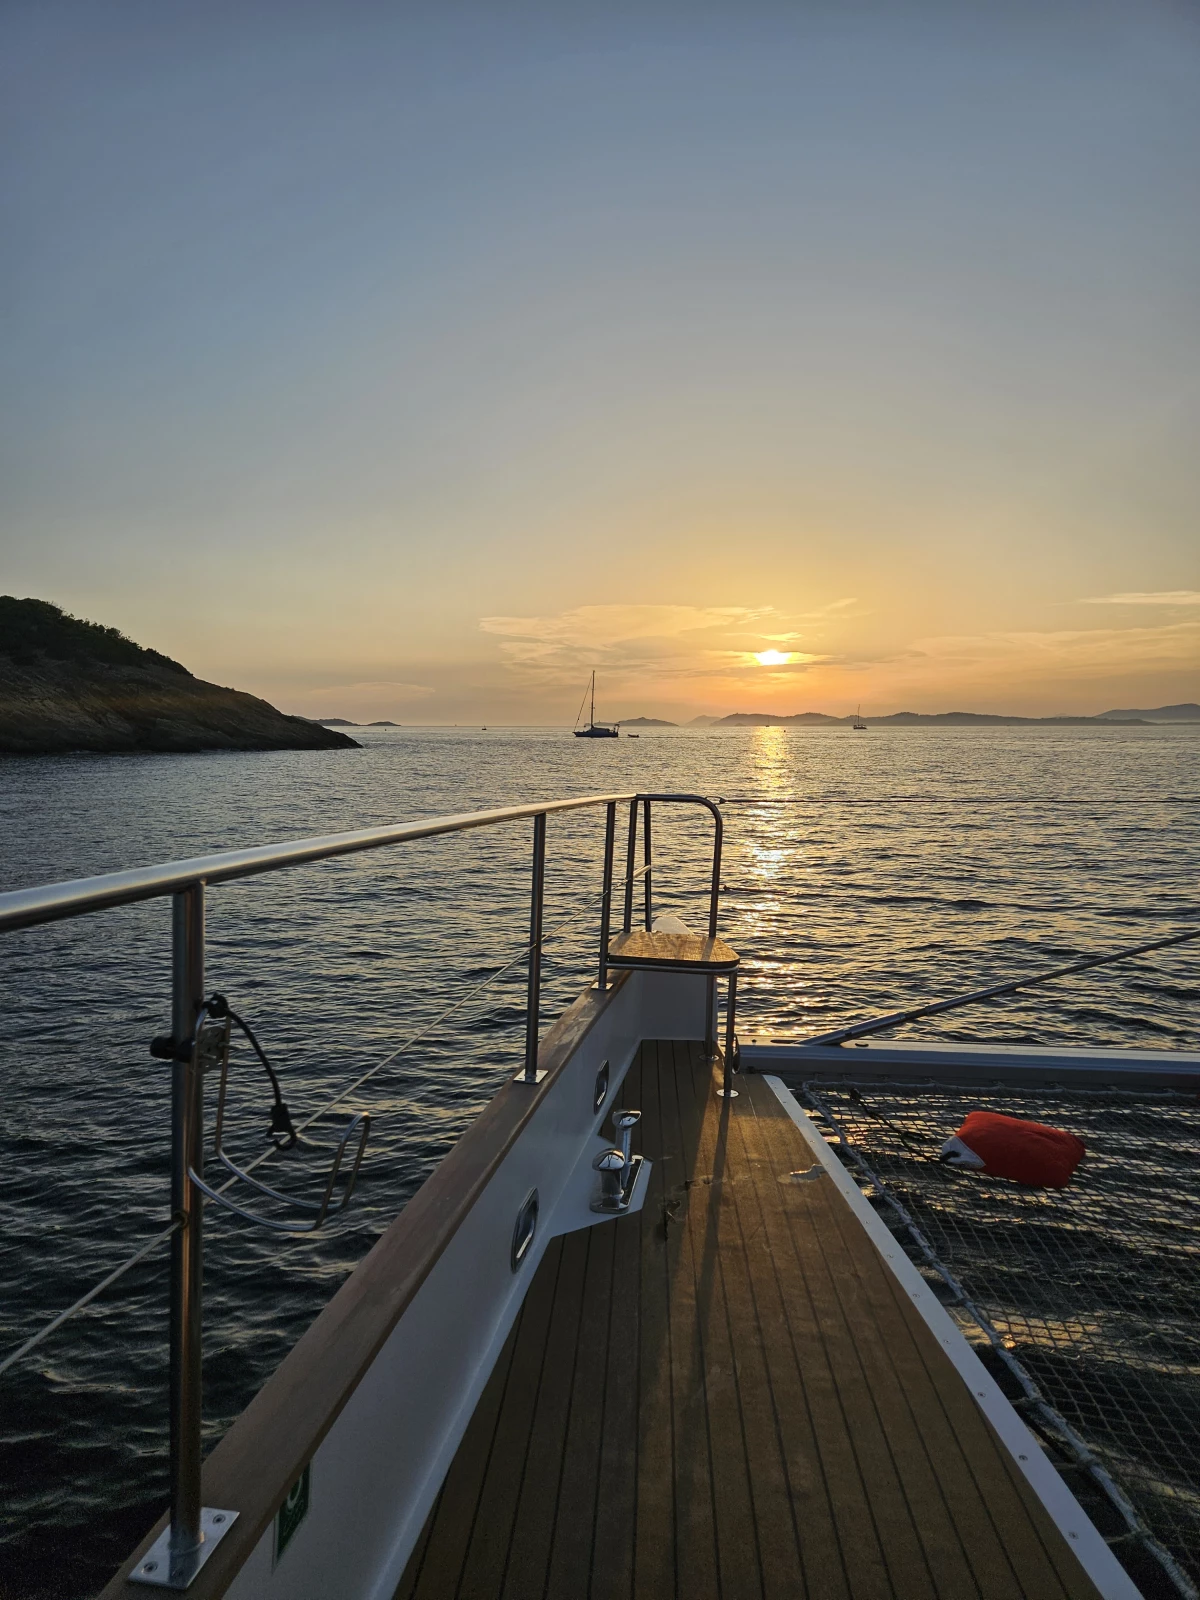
[192, 1115, 371, 1234]
[618, 792, 724, 939]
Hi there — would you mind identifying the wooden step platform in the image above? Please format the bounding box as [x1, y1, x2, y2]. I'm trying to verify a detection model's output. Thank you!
[395, 1041, 1104, 1600]
[606, 928, 740, 972]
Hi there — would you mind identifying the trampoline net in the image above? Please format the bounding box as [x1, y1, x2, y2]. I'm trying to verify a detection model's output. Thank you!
[796, 1078, 1200, 1599]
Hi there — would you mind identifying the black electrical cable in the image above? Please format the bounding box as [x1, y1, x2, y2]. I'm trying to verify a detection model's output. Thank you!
[205, 993, 299, 1149]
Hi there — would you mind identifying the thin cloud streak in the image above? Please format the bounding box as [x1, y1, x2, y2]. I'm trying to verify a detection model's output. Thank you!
[1080, 591, 1200, 606]
[478, 603, 811, 681]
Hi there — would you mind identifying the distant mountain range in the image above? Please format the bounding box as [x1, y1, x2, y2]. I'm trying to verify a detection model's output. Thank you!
[619, 704, 1200, 728]
[1094, 704, 1200, 722]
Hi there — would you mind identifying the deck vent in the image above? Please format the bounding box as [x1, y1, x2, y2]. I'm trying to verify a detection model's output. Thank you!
[511, 1188, 539, 1272]
[593, 1059, 610, 1114]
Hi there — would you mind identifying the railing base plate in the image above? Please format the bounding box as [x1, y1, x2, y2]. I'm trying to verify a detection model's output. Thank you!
[129, 1508, 238, 1589]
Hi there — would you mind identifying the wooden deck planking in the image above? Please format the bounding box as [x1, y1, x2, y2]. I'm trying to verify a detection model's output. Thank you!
[590, 1185, 640, 1600]
[750, 1089, 1086, 1599]
[682, 1038, 786, 1600]
[752, 1094, 958, 1595]
[665, 1036, 727, 1600]
[747, 1097, 978, 1596]
[397, 1279, 526, 1600]
[503, 1228, 591, 1597]
[542, 1223, 612, 1595]
[429, 1240, 563, 1600]
[630, 1043, 684, 1593]
[719, 1067, 863, 1600]
[396, 1042, 1105, 1600]
[802, 1122, 1041, 1595]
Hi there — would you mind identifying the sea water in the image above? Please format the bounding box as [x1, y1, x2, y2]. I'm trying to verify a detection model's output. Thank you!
[1, 724, 1196, 1597]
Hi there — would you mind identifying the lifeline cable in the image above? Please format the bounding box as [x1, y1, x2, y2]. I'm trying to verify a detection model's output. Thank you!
[233, 858, 655, 1171]
[0, 861, 654, 1377]
[0, 1221, 180, 1380]
[802, 923, 1200, 1046]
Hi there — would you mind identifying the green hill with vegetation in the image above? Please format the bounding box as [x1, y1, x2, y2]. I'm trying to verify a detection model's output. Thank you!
[0, 598, 359, 755]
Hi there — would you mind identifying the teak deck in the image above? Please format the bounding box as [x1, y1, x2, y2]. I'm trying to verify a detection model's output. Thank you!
[396, 1041, 1103, 1600]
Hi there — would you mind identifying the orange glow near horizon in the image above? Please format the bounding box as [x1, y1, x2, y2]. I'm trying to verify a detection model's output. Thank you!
[10, 9, 1196, 728]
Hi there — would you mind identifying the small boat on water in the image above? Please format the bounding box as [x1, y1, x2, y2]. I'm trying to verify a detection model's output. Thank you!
[573, 671, 619, 738]
[2, 794, 1197, 1599]
[853, 704, 867, 729]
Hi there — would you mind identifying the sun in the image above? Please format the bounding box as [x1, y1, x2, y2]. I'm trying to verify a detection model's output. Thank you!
[754, 649, 791, 666]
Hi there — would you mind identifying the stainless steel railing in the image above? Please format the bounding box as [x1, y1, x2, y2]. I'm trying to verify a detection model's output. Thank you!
[0, 794, 635, 932]
[0, 789, 725, 1589]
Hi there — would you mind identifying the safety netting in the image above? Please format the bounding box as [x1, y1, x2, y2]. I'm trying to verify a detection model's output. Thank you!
[794, 1078, 1200, 1599]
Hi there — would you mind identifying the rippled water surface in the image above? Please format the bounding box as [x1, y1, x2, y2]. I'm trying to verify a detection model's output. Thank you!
[1, 725, 1197, 1597]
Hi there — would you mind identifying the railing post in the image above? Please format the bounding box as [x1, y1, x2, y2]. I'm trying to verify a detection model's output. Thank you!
[597, 802, 616, 990]
[622, 799, 638, 933]
[520, 814, 548, 1083]
[642, 799, 653, 931]
[707, 802, 723, 939]
[134, 883, 238, 1586]
[169, 883, 205, 1563]
[720, 972, 739, 1098]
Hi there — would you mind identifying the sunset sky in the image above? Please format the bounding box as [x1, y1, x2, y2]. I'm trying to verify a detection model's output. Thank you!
[3, 3, 1198, 722]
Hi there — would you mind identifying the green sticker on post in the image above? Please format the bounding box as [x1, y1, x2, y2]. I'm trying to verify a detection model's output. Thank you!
[274, 1463, 311, 1567]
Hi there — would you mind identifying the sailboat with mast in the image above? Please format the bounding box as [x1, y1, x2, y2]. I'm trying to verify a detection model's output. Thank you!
[573, 671, 619, 738]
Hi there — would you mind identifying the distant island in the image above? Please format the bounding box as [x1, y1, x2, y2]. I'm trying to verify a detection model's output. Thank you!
[0, 598, 360, 755]
[616, 704, 1198, 727]
[709, 706, 1197, 726]
[1095, 704, 1200, 722]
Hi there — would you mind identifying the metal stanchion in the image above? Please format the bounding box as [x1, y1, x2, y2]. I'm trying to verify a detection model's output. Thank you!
[642, 799, 653, 930]
[597, 802, 616, 990]
[518, 814, 548, 1084]
[719, 972, 739, 1098]
[622, 798, 638, 933]
[132, 884, 237, 1588]
[170, 884, 204, 1561]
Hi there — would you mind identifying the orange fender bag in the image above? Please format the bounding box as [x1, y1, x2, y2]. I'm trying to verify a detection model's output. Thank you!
[939, 1110, 1085, 1188]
